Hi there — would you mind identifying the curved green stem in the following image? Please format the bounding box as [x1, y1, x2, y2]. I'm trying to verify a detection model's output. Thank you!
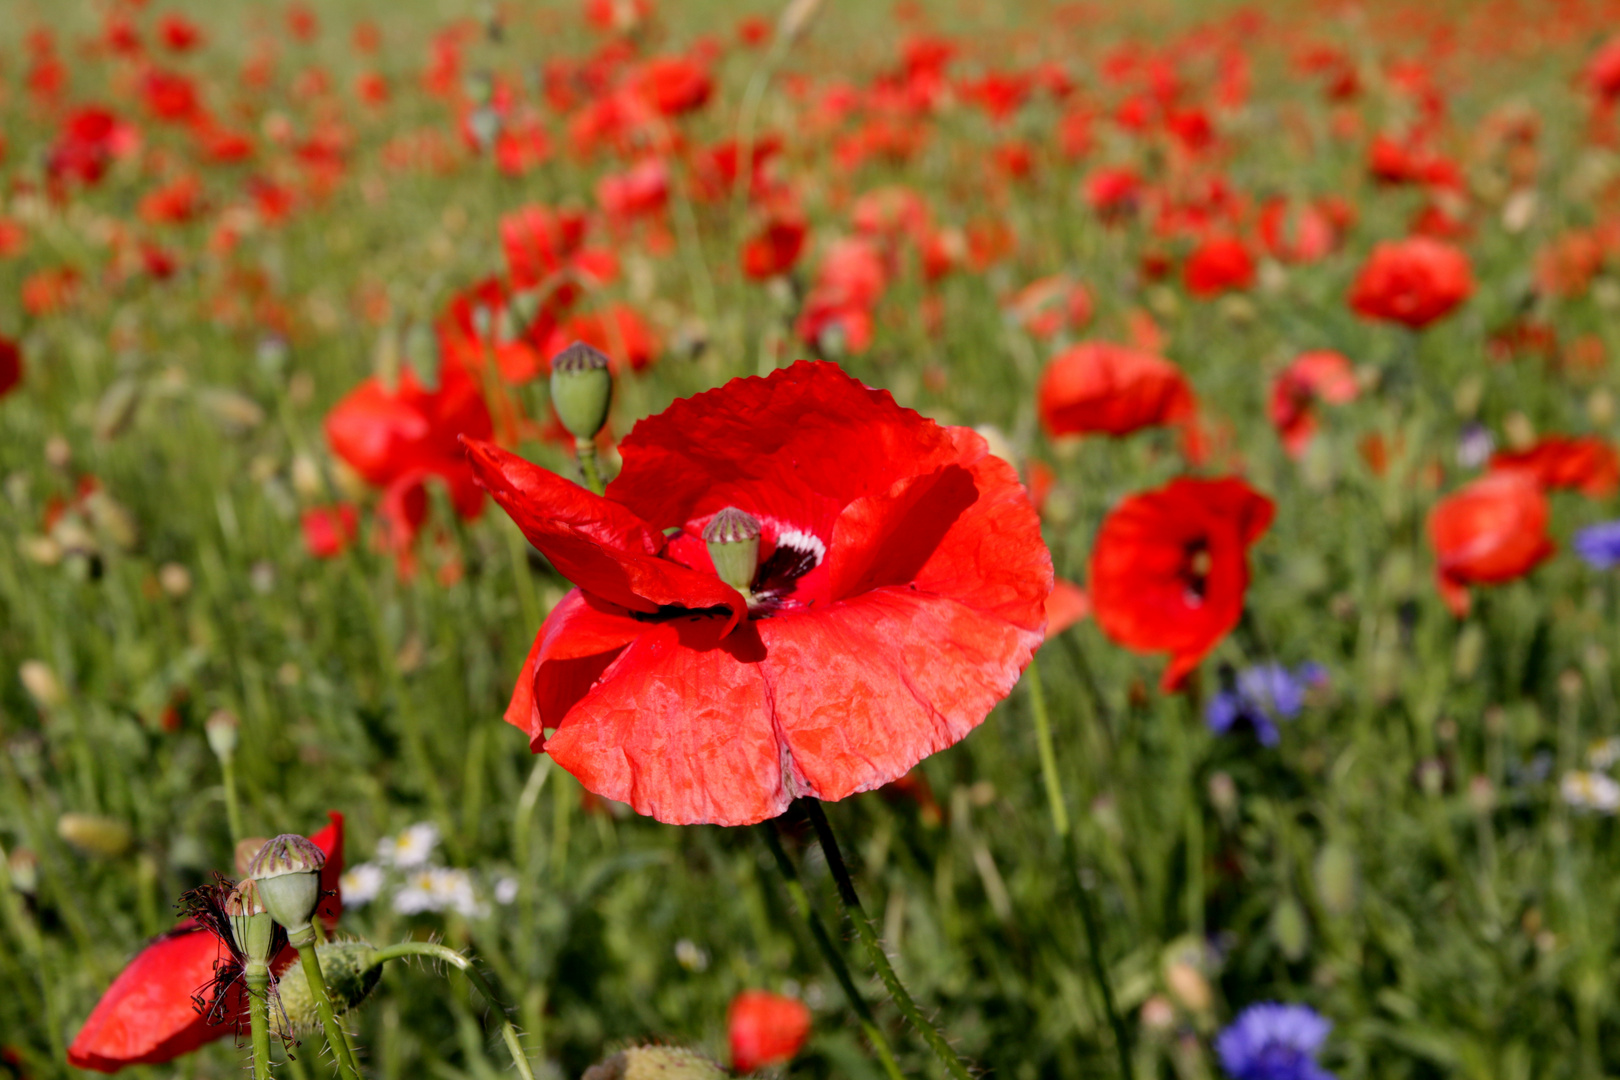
[803, 799, 972, 1080]
[246, 962, 272, 1080]
[759, 823, 906, 1080]
[366, 941, 536, 1080]
[294, 940, 364, 1080]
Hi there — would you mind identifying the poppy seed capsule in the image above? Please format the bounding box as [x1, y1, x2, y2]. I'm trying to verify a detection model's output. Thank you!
[247, 834, 326, 936]
[225, 879, 276, 965]
[550, 341, 612, 440]
[703, 507, 761, 598]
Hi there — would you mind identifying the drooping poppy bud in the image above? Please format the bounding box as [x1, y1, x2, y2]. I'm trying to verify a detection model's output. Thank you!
[703, 507, 762, 600]
[248, 834, 327, 939]
[270, 941, 381, 1038]
[549, 341, 612, 440]
[58, 813, 133, 859]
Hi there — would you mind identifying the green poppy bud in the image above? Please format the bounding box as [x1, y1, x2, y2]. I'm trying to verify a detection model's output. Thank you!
[248, 834, 326, 938]
[57, 813, 132, 859]
[226, 878, 277, 966]
[703, 507, 761, 599]
[583, 1046, 726, 1080]
[549, 342, 612, 441]
[271, 941, 382, 1038]
[204, 710, 239, 761]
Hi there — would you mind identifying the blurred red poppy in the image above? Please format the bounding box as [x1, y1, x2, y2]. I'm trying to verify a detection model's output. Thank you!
[1090, 477, 1274, 690]
[158, 14, 203, 52]
[1348, 237, 1473, 329]
[1183, 234, 1254, 297]
[635, 56, 714, 116]
[1007, 276, 1093, 339]
[48, 107, 139, 188]
[729, 990, 812, 1073]
[469, 361, 1051, 825]
[1269, 350, 1359, 458]
[302, 504, 360, 558]
[796, 238, 888, 355]
[0, 337, 21, 400]
[68, 815, 344, 1073]
[1038, 342, 1197, 443]
[325, 355, 493, 559]
[1428, 472, 1554, 616]
[1046, 579, 1091, 636]
[1258, 198, 1340, 263]
[438, 278, 549, 385]
[541, 304, 661, 374]
[742, 214, 808, 280]
[499, 204, 617, 297]
[1489, 435, 1619, 499]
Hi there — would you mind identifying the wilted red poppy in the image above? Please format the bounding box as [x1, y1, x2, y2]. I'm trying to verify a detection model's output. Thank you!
[1269, 350, 1359, 457]
[1089, 477, 1274, 690]
[325, 355, 492, 558]
[1428, 472, 1554, 616]
[0, 336, 21, 399]
[1348, 237, 1473, 329]
[469, 361, 1051, 826]
[1037, 342, 1197, 443]
[1183, 234, 1255, 297]
[1489, 435, 1619, 499]
[729, 990, 812, 1073]
[68, 815, 344, 1073]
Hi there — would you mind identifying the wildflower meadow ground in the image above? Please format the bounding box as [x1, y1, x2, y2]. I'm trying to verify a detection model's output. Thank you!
[3, 0, 1620, 1078]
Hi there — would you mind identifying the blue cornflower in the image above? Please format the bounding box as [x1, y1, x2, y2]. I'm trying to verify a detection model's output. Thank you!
[1216, 1002, 1335, 1080]
[1573, 521, 1620, 570]
[1206, 663, 1325, 746]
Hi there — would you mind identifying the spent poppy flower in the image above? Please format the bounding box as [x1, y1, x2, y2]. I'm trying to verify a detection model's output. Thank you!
[1269, 351, 1359, 458]
[1427, 471, 1554, 616]
[0, 336, 21, 399]
[1090, 477, 1274, 690]
[1489, 435, 1619, 499]
[1038, 342, 1197, 442]
[468, 361, 1051, 826]
[1348, 237, 1473, 329]
[729, 990, 812, 1073]
[68, 815, 344, 1073]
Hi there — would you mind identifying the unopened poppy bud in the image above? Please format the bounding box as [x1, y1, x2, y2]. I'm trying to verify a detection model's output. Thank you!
[703, 508, 761, 598]
[550, 341, 613, 440]
[205, 710, 239, 760]
[57, 813, 132, 858]
[271, 941, 382, 1037]
[248, 834, 326, 937]
[19, 660, 66, 710]
[583, 1046, 726, 1080]
[226, 879, 276, 965]
[8, 848, 39, 895]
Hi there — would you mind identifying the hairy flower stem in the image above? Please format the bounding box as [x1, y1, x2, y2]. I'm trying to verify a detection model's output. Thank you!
[574, 436, 604, 495]
[366, 941, 536, 1080]
[758, 823, 905, 1080]
[245, 961, 271, 1080]
[1025, 657, 1135, 1080]
[294, 940, 364, 1080]
[802, 799, 974, 1080]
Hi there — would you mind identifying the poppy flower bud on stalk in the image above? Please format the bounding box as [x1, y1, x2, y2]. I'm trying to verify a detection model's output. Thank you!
[550, 341, 613, 440]
[703, 507, 761, 601]
[205, 709, 238, 760]
[248, 834, 326, 941]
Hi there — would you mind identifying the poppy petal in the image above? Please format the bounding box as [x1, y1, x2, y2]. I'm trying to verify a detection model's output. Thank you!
[67, 927, 233, 1072]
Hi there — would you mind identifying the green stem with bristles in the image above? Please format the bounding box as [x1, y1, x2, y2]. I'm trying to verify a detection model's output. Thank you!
[366, 941, 537, 1080]
[294, 939, 364, 1080]
[245, 961, 271, 1080]
[803, 799, 974, 1080]
[574, 436, 604, 495]
[759, 823, 906, 1080]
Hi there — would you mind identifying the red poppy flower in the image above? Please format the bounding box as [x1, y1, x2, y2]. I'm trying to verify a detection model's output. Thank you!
[1428, 472, 1554, 616]
[1489, 435, 1619, 499]
[635, 56, 714, 117]
[541, 304, 660, 375]
[1269, 350, 1359, 457]
[68, 815, 345, 1073]
[742, 214, 808, 280]
[302, 504, 360, 558]
[469, 361, 1051, 826]
[796, 238, 889, 354]
[141, 69, 203, 124]
[1083, 167, 1143, 220]
[438, 278, 549, 385]
[1348, 237, 1473, 329]
[597, 157, 670, 222]
[1089, 477, 1274, 690]
[1046, 579, 1091, 636]
[0, 336, 21, 400]
[1182, 234, 1254, 297]
[499, 204, 617, 296]
[1588, 37, 1620, 100]
[158, 14, 203, 52]
[1038, 342, 1197, 441]
[1258, 198, 1340, 263]
[1007, 276, 1093, 339]
[729, 991, 812, 1073]
[325, 355, 492, 558]
[47, 107, 139, 188]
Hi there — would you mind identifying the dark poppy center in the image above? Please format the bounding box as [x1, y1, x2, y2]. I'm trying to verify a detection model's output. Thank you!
[1182, 540, 1213, 607]
[749, 528, 825, 614]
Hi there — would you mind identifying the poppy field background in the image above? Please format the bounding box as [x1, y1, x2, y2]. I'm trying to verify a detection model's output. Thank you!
[3, 0, 1620, 1077]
